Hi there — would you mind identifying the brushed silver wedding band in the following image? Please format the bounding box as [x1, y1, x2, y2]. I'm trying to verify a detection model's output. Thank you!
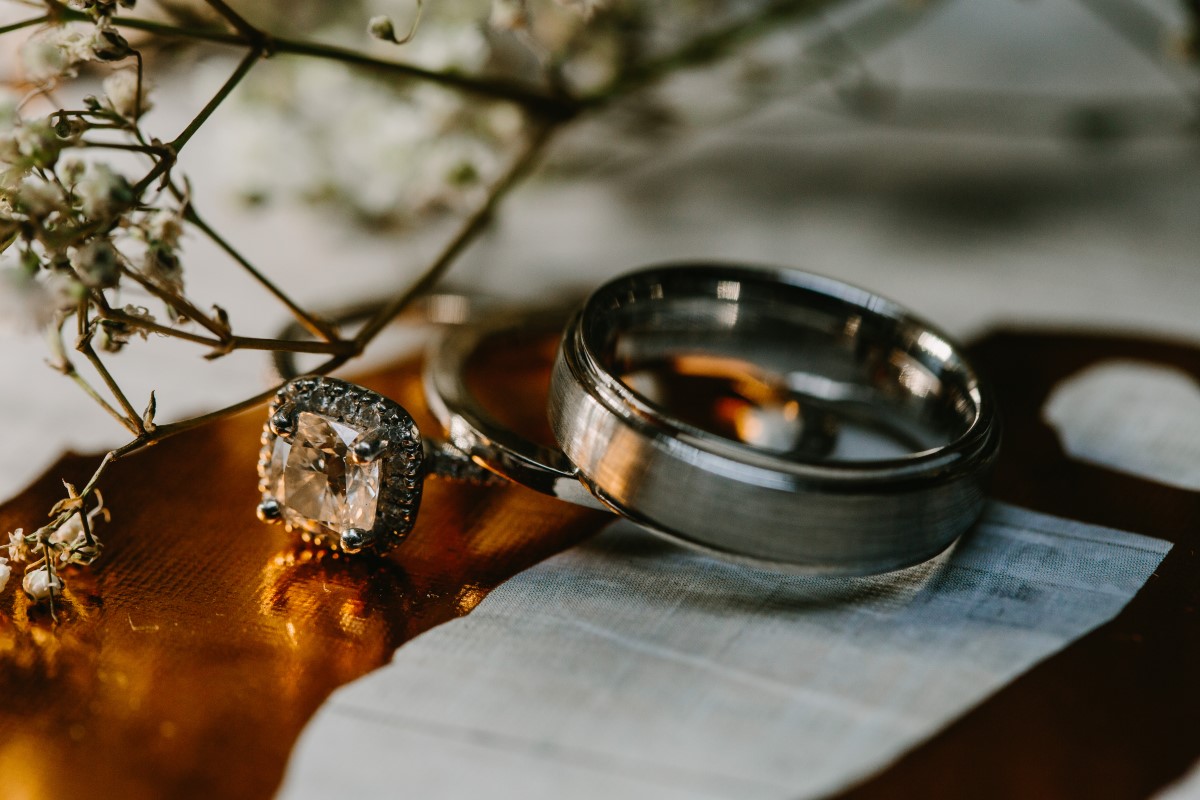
[424, 263, 999, 574]
[545, 263, 1000, 575]
[424, 307, 606, 511]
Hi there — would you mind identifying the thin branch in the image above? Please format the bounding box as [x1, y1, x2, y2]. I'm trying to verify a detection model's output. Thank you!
[113, 383, 281, 457]
[66, 368, 139, 434]
[268, 35, 579, 120]
[354, 121, 557, 348]
[228, 335, 353, 355]
[41, 541, 57, 622]
[0, 14, 48, 36]
[77, 333, 146, 435]
[100, 304, 356, 356]
[120, 267, 230, 340]
[56, 8, 579, 118]
[51, 316, 141, 434]
[201, 0, 264, 43]
[170, 45, 261, 152]
[583, 0, 847, 105]
[133, 50, 147, 127]
[129, 46, 260, 196]
[96, 306, 223, 347]
[81, 140, 170, 157]
[63, 120, 561, 478]
[182, 204, 342, 342]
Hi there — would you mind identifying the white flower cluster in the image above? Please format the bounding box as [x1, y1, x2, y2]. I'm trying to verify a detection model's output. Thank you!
[1, 490, 107, 604]
[0, 57, 188, 344]
[19, 21, 133, 83]
[102, 69, 153, 120]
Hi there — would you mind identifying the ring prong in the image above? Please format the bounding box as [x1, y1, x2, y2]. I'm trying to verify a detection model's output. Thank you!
[340, 527, 374, 554]
[269, 404, 297, 439]
[350, 430, 389, 465]
[257, 498, 283, 523]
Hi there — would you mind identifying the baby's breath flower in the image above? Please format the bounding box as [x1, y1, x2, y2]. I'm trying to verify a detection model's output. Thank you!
[70, 237, 123, 288]
[490, 0, 529, 31]
[0, 121, 64, 173]
[143, 247, 182, 292]
[71, 0, 138, 17]
[59, 531, 101, 565]
[0, 271, 57, 332]
[59, 156, 86, 184]
[13, 178, 67, 217]
[6, 529, 28, 563]
[0, 557, 10, 593]
[22, 565, 62, 602]
[49, 515, 83, 547]
[103, 69, 152, 120]
[143, 209, 183, 249]
[89, 25, 133, 62]
[75, 161, 133, 219]
[52, 114, 88, 141]
[97, 304, 153, 352]
[20, 24, 94, 81]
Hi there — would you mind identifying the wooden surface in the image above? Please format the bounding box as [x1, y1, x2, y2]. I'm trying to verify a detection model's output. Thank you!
[0, 329, 1196, 799]
[0, 354, 611, 800]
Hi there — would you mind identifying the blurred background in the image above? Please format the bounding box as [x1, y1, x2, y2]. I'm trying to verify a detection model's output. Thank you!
[0, 0, 1196, 496]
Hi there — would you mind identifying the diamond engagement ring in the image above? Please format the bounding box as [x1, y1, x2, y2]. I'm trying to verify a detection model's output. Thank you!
[261, 263, 1000, 573]
[256, 376, 426, 554]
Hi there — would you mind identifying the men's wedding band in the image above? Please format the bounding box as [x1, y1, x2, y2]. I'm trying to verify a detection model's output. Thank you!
[547, 263, 1001, 575]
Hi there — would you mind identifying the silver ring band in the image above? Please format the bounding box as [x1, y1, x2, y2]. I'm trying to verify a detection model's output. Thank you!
[547, 263, 1001, 575]
[423, 308, 608, 510]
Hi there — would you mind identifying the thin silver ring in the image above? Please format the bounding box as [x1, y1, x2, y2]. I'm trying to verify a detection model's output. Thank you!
[423, 307, 608, 510]
[548, 263, 1001, 575]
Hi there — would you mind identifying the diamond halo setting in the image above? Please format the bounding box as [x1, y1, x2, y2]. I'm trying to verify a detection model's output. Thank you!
[257, 376, 423, 554]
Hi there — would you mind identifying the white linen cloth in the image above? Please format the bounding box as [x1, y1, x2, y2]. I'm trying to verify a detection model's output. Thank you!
[279, 503, 1169, 799]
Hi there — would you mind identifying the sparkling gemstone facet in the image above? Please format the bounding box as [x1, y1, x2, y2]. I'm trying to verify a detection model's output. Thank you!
[267, 411, 381, 536]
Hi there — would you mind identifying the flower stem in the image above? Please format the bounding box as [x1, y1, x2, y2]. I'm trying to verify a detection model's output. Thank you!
[169, 45, 261, 154]
[57, 9, 578, 118]
[201, 0, 263, 44]
[77, 334, 147, 435]
[0, 14, 48, 36]
[182, 204, 342, 342]
[583, 0, 845, 105]
[353, 121, 557, 348]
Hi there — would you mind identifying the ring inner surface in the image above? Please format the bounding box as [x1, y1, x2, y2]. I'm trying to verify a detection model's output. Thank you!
[584, 270, 981, 464]
[462, 327, 562, 450]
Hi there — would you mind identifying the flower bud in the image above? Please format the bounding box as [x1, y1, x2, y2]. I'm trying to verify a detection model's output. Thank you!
[90, 27, 133, 62]
[71, 238, 123, 289]
[368, 16, 398, 42]
[103, 69, 152, 120]
[22, 565, 62, 602]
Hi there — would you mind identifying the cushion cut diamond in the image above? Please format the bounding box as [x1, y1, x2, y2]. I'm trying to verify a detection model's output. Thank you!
[267, 411, 381, 536]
